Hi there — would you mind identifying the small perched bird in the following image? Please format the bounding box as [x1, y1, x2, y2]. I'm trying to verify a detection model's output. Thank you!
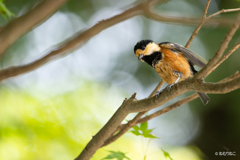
[134, 40, 210, 105]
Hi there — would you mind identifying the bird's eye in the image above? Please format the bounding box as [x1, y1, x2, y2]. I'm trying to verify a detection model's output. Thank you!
[141, 45, 146, 51]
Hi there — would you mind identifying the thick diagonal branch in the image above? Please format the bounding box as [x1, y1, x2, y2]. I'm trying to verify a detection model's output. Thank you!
[102, 80, 165, 146]
[0, 2, 145, 82]
[74, 94, 136, 160]
[0, 0, 68, 58]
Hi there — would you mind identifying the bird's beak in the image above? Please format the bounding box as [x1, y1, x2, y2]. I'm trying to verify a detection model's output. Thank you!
[138, 54, 144, 60]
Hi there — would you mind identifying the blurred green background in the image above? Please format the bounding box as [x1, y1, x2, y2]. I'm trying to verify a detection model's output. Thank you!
[0, 0, 240, 160]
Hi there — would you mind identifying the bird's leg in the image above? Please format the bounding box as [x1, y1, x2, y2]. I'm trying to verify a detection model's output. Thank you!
[155, 82, 165, 98]
[167, 71, 182, 92]
[155, 90, 162, 98]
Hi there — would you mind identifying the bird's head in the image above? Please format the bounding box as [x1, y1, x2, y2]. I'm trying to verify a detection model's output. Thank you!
[134, 39, 160, 62]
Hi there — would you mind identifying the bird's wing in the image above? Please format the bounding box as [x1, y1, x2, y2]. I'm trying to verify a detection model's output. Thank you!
[159, 42, 208, 69]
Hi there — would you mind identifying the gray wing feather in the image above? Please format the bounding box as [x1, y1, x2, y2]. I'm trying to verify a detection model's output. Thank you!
[159, 42, 208, 69]
[172, 43, 207, 68]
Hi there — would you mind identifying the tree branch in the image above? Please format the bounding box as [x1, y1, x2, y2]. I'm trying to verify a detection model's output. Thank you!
[0, 0, 68, 58]
[195, 11, 240, 79]
[1, 1, 239, 82]
[143, 0, 240, 28]
[0, 0, 162, 82]
[75, 2, 240, 159]
[220, 71, 240, 83]
[136, 70, 240, 124]
[100, 3, 240, 150]
[185, 4, 240, 49]
[144, 11, 237, 27]
[185, 0, 211, 48]
[103, 0, 213, 148]
[207, 8, 240, 19]
[1, 1, 240, 159]
[129, 76, 240, 113]
[137, 93, 199, 123]
[75, 93, 136, 160]
[102, 80, 165, 146]
[209, 41, 240, 75]
[103, 70, 240, 148]
[74, 1, 167, 159]
[103, 70, 240, 147]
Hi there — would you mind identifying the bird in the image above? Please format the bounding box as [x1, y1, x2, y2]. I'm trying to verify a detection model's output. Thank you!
[134, 39, 210, 105]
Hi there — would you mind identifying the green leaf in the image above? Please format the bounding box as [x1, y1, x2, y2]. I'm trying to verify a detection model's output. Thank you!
[0, 1, 15, 20]
[140, 122, 148, 131]
[130, 130, 141, 136]
[102, 150, 131, 160]
[130, 122, 160, 139]
[142, 128, 153, 135]
[143, 133, 158, 139]
[132, 125, 140, 131]
[161, 148, 173, 160]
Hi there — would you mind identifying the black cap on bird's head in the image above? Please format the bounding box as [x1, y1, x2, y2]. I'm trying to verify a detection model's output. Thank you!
[134, 39, 153, 54]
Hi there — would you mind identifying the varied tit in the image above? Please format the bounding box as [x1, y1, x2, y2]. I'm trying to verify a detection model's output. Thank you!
[134, 40, 210, 105]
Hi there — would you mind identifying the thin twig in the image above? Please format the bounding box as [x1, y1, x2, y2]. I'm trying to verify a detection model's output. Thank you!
[220, 71, 240, 83]
[208, 42, 240, 75]
[207, 8, 240, 20]
[144, 10, 236, 27]
[137, 93, 198, 123]
[195, 11, 240, 79]
[185, 7, 240, 48]
[185, 0, 211, 48]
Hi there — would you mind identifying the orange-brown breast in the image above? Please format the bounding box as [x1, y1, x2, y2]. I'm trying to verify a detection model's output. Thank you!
[154, 48, 192, 84]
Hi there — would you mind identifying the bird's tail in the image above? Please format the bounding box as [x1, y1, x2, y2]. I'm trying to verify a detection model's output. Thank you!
[197, 92, 210, 105]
